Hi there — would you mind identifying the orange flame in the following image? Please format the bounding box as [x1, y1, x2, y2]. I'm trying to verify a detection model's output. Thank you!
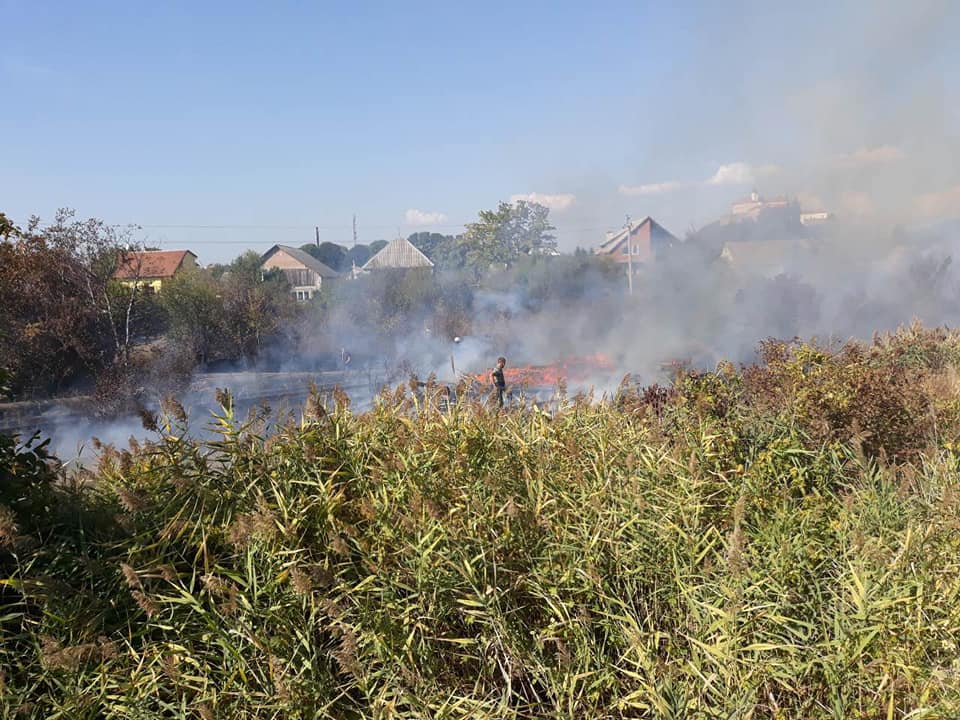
[472, 353, 614, 387]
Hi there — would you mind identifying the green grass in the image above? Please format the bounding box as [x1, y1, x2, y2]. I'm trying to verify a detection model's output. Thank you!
[2, 324, 960, 718]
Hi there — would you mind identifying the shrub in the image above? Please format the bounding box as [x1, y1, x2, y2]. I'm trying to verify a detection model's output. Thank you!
[3, 328, 960, 718]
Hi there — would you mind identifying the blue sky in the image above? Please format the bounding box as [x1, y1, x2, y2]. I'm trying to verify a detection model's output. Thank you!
[2, 1, 957, 262]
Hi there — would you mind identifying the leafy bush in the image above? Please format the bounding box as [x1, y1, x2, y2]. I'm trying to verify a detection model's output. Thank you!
[3, 328, 960, 718]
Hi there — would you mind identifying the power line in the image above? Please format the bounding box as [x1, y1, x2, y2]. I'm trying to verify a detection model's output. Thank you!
[24, 218, 626, 239]
[150, 230, 616, 244]
[126, 223, 615, 233]
[171, 238, 296, 244]
[22, 220, 470, 231]
[129, 223, 471, 230]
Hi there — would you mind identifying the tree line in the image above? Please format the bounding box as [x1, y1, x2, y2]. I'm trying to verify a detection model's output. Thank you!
[0, 210, 299, 406]
[0, 202, 621, 407]
[294, 200, 559, 276]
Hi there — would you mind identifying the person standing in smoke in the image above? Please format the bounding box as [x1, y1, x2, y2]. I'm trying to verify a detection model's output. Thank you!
[490, 356, 507, 408]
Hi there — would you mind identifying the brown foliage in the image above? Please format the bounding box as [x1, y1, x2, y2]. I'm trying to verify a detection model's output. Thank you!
[0, 234, 110, 396]
[742, 335, 939, 458]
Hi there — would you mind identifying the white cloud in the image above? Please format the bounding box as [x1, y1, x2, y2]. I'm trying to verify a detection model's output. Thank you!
[616, 164, 779, 197]
[509, 192, 576, 211]
[706, 162, 780, 186]
[404, 208, 447, 226]
[618, 181, 684, 196]
[836, 145, 906, 168]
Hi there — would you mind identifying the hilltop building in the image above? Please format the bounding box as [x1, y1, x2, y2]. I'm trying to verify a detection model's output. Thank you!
[728, 191, 832, 226]
[687, 191, 834, 277]
[730, 191, 792, 219]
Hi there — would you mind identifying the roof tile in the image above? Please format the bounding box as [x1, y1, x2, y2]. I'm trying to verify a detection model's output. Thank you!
[113, 250, 195, 280]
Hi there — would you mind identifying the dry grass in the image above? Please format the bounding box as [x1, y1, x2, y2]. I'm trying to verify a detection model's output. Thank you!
[2, 324, 960, 718]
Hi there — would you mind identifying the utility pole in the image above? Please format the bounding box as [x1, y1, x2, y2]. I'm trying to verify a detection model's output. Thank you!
[353, 214, 358, 246]
[625, 215, 634, 296]
[315, 226, 320, 247]
[451, 336, 461, 379]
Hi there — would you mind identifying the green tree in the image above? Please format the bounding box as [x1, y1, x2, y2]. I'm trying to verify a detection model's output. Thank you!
[408, 232, 452, 258]
[459, 201, 557, 277]
[36, 209, 158, 370]
[506, 200, 557, 256]
[227, 249, 266, 282]
[221, 252, 296, 360]
[407, 231, 467, 273]
[344, 240, 388, 270]
[160, 266, 225, 366]
[300, 242, 348, 272]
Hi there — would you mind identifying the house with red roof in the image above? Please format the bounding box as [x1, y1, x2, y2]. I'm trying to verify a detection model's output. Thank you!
[113, 249, 198, 293]
[595, 217, 678, 268]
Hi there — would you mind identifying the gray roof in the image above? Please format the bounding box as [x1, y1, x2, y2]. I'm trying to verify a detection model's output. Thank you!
[362, 237, 435, 270]
[261, 245, 340, 278]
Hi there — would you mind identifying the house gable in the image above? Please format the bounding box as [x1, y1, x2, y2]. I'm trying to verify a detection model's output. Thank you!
[361, 237, 435, 271]
[260, 244, 339, 301]
[595, 217, 677, 264]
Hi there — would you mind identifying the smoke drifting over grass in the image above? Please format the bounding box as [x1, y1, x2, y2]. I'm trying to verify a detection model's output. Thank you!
[24, 212, 957, 466]
[272, 218, 958, 406]
[4, 2, 959, 459]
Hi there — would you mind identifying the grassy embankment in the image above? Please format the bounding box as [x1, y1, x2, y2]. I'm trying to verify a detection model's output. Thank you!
[1, 324, 959, 719]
